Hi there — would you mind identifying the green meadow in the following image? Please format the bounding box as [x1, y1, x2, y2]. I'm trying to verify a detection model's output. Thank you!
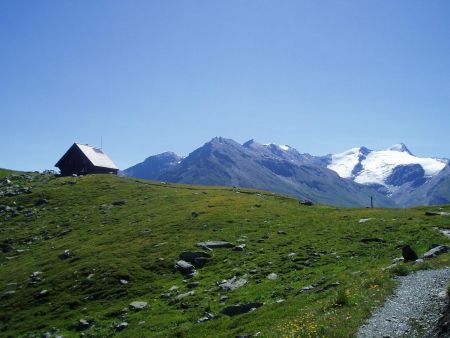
[1, 170, 450, 337]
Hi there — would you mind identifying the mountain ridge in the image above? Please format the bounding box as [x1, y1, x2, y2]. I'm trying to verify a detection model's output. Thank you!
[122, 138, 449, 207]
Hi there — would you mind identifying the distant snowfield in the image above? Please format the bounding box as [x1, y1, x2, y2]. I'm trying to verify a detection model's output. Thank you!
[328, 147, 362, 178]
[328, 144, 447, 186]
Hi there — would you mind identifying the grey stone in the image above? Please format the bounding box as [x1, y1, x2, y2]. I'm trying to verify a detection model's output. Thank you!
[233, 244, 246, 251]
[423, 245, 448, 259]
[58, 249, 71, 260]
[175, 260, 195, 274]
[219, 276, 247, 291]
[77, 319, 90, 331]
[300, 285, 315, 293]
[221, 302, 263, 316]
[179, 251, 211, 263]
[116, 322, 128, 331]
[197, 241, 234, 249]
[197, 312, 214, 323]
[267, 273, 278, 280]
[36, 289, 49, 298]
[35, 198, 48, 206]
[359, 218, 374, 224]
[129, 301, 147, 310]
[175, 290, 195, 300]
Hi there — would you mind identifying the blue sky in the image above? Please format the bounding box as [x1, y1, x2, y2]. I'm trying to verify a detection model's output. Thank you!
[1, 1, 449, 171]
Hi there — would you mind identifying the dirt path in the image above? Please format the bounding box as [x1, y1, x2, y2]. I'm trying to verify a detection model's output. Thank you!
[357, 268, 450, 338]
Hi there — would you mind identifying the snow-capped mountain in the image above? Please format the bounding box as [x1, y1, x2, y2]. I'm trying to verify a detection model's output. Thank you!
[123, 138, 449, 207]
[326, 143, 449, 202]
[123, 138, 394, 207]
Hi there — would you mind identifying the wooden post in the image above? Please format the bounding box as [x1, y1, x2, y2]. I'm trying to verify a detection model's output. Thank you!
[370, 196, 374, 208]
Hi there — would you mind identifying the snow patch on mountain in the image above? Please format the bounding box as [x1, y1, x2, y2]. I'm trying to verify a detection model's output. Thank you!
[328, 147, 364, 178]
[355, 150, 446, 185]
[262, 143, 291, 152]
[328, 144, 447, 187]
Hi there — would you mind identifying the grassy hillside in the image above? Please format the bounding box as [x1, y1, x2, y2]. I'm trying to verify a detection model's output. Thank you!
[1, 171, 450, 337]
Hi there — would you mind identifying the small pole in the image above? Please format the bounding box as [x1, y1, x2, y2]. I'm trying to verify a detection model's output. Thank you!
[370, 196, 374, 208]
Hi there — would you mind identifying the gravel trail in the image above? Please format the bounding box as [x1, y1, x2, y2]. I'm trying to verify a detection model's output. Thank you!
[357, 268, 450, 338]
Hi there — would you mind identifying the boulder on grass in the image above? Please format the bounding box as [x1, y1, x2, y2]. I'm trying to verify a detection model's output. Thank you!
[423, 245, 449, 259]
[221, 302, 263, 316]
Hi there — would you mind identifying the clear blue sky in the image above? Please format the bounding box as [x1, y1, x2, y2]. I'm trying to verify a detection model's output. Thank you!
[1, 1, 449, 171]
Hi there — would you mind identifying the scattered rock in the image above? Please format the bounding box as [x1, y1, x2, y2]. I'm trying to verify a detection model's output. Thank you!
[425, 211, 450, 216]
[277, 230, 287, 235]
[300, 200, 314, 206]
[58, 249, 71, 260]
[112, 200, 126, 206]
[175, 290, 195, 300]
[402, 245, 418, 262]
[175, 260, 196, 275]
[191, 211, 199, 218]
[415, 259, 424, 264]
[423, 245, 449, 259]
[267, 273, 278, 280]
[29, 271, 43, 285]
[35, 198, 48, 206]
[179, 251, 211, 267]
[35, 289, 49, 299]
[359, 218, 374, 224]
[300, 285, 315, 292]
[77, 319, 90, 331]
[219, 276, 247, 291]
[197, 312, 214, 323]
[233, 244, 246, 251]
[439, 228, 450, 238]
[321, 281, 341, 291]
[276, 299, 285, 304]
[221, 302, 263, 316]
[129, 301, 147, 310]
[197, 241, 234, 249]
[115, 322, 128, 331]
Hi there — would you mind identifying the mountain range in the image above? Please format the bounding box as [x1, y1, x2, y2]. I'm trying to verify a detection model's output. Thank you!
[122, 137, 450, 207]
